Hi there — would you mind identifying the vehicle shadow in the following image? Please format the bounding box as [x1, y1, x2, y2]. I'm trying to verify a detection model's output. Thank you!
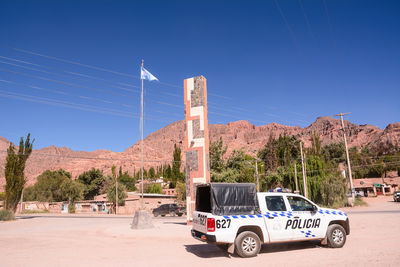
[163, 222, 187, 226]
[260, 240, 321, 254]
[185, 241, 321, 259]
[184, 244, 231, 258]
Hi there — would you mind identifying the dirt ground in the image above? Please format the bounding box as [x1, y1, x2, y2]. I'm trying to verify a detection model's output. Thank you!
[1, 196, 399, 267]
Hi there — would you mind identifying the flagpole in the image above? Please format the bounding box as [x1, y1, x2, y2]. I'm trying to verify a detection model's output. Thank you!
[140, 59, 144, 209]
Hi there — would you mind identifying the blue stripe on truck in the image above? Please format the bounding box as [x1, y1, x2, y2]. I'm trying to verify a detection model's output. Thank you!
[216, 209, 347, 220]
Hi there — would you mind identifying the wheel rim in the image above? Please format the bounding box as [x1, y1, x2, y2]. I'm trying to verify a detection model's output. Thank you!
[332, 229, 344, 244]
[242, 237, 257, 253]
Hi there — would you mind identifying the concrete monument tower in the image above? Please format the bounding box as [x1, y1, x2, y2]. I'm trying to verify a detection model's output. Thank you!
[184, 76, 210, 223]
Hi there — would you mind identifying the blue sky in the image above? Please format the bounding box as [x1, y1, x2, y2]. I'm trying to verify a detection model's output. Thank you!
[0, 0, 399, 152]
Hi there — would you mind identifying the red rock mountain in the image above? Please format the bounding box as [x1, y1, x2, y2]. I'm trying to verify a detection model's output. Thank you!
[0, 117, 399, 188]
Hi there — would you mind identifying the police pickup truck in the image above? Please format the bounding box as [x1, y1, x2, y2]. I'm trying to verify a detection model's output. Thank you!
[191, 183, 350, 258]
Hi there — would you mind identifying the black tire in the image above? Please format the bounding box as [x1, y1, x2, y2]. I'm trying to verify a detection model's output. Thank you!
[234, 231, 261, 258]
[326, 224, 346, 248]
[161, 214, 166, 217]
[178, 214, 183, 217]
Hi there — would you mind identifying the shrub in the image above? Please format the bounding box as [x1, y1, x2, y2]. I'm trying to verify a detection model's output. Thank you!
[21, 209, 49, 214]
[0, 209, 15, 221]
[354, 198, 368, 207]
[148, 183, 162, 194]
[68, 204, 76, 214]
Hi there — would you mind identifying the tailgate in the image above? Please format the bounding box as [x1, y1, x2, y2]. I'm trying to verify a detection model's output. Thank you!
[192, 211, 208, 233]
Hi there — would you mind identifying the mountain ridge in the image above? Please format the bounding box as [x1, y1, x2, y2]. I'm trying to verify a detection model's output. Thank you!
[0, 117, 399, 188]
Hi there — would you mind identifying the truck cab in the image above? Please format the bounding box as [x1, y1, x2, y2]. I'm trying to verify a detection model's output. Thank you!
[191, 183, 350, 257]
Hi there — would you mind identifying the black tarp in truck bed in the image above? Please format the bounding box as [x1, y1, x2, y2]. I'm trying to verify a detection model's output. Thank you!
[196, 183, 259, 216]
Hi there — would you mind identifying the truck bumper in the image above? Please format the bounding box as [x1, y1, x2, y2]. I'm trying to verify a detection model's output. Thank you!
[346, 218, 350, 235]
[191, 230, 216, 243]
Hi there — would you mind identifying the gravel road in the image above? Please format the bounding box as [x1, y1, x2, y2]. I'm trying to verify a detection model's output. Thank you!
[1, 196, 399, 267]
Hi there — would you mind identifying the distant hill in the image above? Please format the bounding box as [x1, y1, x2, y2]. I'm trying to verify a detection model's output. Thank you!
[1, 117, 399, 188]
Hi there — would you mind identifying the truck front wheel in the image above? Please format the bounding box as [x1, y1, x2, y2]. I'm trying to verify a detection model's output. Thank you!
[234, 231, 261, 258]
[326, 224, 346, 248]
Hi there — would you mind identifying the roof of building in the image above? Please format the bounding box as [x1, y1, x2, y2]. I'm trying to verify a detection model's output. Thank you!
[352, 177, 400, 188]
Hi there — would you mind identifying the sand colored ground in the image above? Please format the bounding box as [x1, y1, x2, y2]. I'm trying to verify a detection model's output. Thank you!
[1, 196, 399, 267]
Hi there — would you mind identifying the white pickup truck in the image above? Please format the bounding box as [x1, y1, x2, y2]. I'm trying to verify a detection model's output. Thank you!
[191, 183, 350, 258]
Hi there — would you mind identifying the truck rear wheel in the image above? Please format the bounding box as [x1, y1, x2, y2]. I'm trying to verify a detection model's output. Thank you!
[234, 231, 261, 258]
[326, 224, 346, 248]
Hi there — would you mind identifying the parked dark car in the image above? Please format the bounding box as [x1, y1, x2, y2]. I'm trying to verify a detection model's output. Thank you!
[152, 204, 184, 217]
[394, 191, 400, 202]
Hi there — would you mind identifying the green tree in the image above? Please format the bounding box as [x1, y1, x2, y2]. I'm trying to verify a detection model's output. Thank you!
[211, 150, 255, 184]
[172, 144, 183, 183]
[309, 131, 322, 156]
[322, 143, 345, 165]
[148, 183, 162, 194]
[107, 183, 127, 211]
[320, 173, 347, 207]
[77, 168, 106, 200]
[258, 133, 278, 173]
[4, 134, 34, 212]
[165, 164, 172, 179]
[275, 134, 300, 168]
[24, 169, 72, 202]
[118, 171, 137, 191]
[148, 167, 156, 179]
[175, 181, 186, 202]
[60, 179, 84, 213]
[209, 137, 227, 172]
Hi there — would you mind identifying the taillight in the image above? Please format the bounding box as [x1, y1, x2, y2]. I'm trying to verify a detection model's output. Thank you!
[207, 218, 215, 232]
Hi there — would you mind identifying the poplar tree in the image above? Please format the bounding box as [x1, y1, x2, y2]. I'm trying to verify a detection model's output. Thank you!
[4, 134, 34, 212]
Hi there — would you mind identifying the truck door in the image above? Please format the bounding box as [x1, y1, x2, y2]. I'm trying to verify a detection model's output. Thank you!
[263, 196, 294, 242]
[285, 196, 324, 240]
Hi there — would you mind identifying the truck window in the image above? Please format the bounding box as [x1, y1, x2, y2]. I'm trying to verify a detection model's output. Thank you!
[196, 186, 212, 212]
[287, 196, 314, 211]
[265, 196, 287, 211]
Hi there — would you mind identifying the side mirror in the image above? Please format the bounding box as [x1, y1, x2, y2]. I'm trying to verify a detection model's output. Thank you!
[312, 205, 318, 213]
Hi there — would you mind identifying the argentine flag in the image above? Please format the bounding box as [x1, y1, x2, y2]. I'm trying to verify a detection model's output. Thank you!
[141, 67, 158, 81]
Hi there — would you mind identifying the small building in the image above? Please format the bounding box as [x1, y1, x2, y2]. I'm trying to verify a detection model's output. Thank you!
[352, 177, 400, 197]
[94, 192, 177, 214]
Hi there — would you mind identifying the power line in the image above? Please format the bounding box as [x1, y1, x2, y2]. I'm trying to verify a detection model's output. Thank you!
[0, 78, 134, 108]
[2, 49, 313, 124]
[322, 0, 336, 48]
[0, 67, 134, 98]
[0, 65, 292, 126]
[1, 47, 319, 126]
[8, 46, 234, 100]
[0, 56, 185, 99]
[298, 0, 318, 46]
[10, 46, 142, 79]
[0, 55, 42, 67]
[0, 89, 180, 123]
[273, 0, 300, 51]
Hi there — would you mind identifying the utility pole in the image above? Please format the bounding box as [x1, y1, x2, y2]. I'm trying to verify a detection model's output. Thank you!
[252, 151, 260, 192]
[115, 177, 118, 215]
[255, 159, 259, 192]
[334, 112, 355, 204]
[300, 142, 308, 198]
[140, 60, 144, 209]
[294, 163, 299, 194]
